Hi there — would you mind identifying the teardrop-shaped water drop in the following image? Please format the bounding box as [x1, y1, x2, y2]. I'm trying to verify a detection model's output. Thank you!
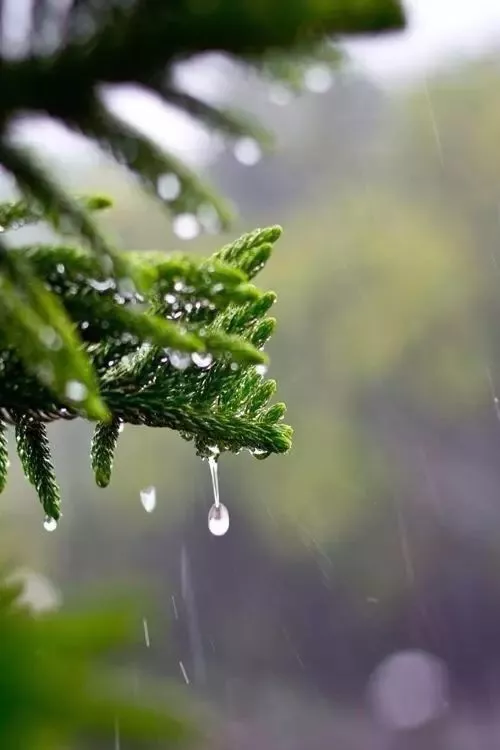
[140, 486, 156, 513]
[208, 502, 230, 536]
[43, 516, 58, 532]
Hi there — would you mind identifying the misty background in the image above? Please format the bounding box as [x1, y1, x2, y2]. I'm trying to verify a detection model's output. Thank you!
[5, 1, 500, 747]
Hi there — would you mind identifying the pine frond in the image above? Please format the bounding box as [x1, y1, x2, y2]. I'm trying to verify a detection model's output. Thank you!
[0, 211, 292, 513]
[14, 414, 61, 521]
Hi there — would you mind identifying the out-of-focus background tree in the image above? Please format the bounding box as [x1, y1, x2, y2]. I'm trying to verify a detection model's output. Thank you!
[5, 1, 500, 748]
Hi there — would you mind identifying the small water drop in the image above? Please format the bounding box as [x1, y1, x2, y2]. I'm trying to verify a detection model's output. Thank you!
[65, 380, 87, 402]
[56, 263, 65, 274]
[234, 137, 262, 166]
[208, 503, 230, 536]
[255, 363, 268, 376]
[251, 447, 271, 460]
[164, 293, 177, 304]
[173, 213, 199, 240]
[89, 278, 115, 293]
[304, 65, 333, 93]
[43, 516, 58, 532]
[157, 173, 181, 201]
[230, 362, 239, 371]
[192, 352, 213, 369]
[39, 326, 62, 350]
[140, 486, 156, 513]
[170, 350, 191, 370]
[269, 85, 292, 106]
[197, 203, 221, 234]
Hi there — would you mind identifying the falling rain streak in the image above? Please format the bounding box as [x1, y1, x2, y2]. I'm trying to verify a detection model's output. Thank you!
[179, 660, 190, 684]
[142, 617, 150, 648]
[485, 367, 500, 421]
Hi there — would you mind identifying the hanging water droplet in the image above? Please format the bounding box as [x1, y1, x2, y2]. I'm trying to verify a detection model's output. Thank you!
[140, 486, 156, 513]
[89, 278, 115, 293]
[197, 203, 221, 234]
[157, 173, 181, 201]
[43, 516, 58, 532]
[65, 380, 87, 402]
[269, 85, 292, 106]
[192, 352, 213, 369]
[250, 447, 271, 460]
[255, 363, 268, 376]
[173, 213, 200, 240]
[117, 277, 136, 300]
[208, 503, 230, 536]
[304, 65, 333, 93]
[164, 293, 176, 304]
[56, 263, 65, 274]
[230, 362, 239, 371]
[234, 137, 262, 166]
[170, 350, 191, 370]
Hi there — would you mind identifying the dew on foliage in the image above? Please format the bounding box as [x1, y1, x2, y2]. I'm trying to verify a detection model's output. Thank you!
[157, 173, 181, 201]
[170, 350, 191, 370]
[39, 326, 62, 351]
[304, 65, 333, 93]
[89, 278, 115, 292]
[269, 85, 293, 106]
[234, 137, 262, 166]
[192, 352, 213, 369]
[65, 380, 87, 402]
[255, 363, 268, 376]
[173, 213, 200, 240]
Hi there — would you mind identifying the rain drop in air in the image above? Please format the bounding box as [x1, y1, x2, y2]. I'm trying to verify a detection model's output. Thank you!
[140, 486, 156, 513]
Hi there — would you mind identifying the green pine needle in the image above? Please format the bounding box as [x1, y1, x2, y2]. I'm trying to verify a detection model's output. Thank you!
[91, 418, 122, 488]
[14, 414, 61, 521]
[0, 420, 8, 494]
[0, 204, 292, 518]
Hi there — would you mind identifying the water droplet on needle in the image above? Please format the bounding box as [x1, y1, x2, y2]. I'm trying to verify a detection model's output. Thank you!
[43, 516, 57, 532]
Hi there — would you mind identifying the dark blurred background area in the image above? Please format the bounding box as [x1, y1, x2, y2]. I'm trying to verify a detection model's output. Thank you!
[5, 3, 500, 747]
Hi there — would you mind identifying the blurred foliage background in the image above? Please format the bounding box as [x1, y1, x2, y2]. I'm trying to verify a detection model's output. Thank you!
[4, 32, 500, 750]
